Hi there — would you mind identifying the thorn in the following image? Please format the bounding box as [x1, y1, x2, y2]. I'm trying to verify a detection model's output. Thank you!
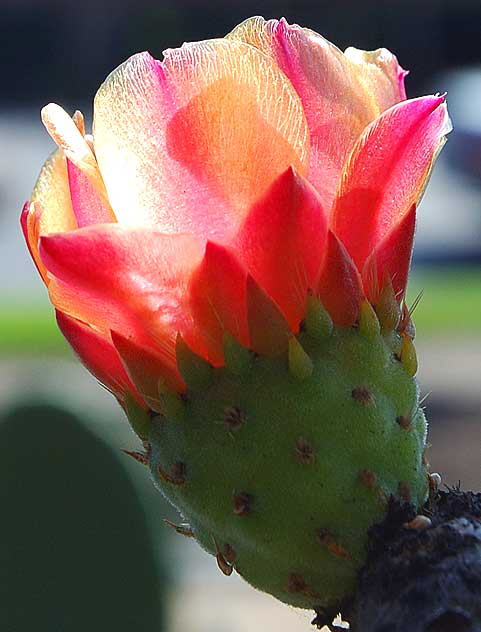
[223, 332, 253, 376]
[375, 280, 401, 331]
[352, 386, 375, 406]
[224, 406, 246, 431]
[223, 543, 237, 564]
[122, 449, 149, 466]
[317, 528, 352, 560]
[399, 299, 417, 339]
[408, 289, 424, 319]
[359, 469, 377, 489]
[358, 300, 380, 339]
[294, 437, 316, 465]
[233, 492, 252, 516]
[398, 481, 411, 502]
[212, 535, 234, 576]
[419, 390, 432, 408]
[216, 552, 233, 576]
[158, 462, 186, 486]
[175, 334, 213, 390]
[399, 333, 418, 376]
[396, 415, 412, 431]
[305, 291, 333, 339]
[403, 515, 432, 530]
[163, 519, 194, 537]
[288, 336, 313, 380]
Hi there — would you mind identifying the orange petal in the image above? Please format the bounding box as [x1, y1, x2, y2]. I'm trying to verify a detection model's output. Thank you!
[93, 40, 309, 238]
[228, 17, 406, 214]
[317, 231, 364, 326]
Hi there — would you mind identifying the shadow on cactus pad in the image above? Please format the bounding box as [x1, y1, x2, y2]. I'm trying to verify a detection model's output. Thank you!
[0, 402, 165, 632]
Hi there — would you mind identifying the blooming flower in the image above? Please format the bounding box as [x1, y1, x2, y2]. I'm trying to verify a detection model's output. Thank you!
[22, 17, 449, 408]
[22, 17, 451, 613]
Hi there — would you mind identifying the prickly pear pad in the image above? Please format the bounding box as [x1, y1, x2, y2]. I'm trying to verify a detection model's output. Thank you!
[147, 325, 428, 610]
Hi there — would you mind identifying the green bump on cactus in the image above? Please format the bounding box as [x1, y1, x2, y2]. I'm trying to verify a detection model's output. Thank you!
[375, 281, 401, 331]
[358, 300, 381, 339]
[158, 384, 186, 422]
[145, 322, 428, 611]
[124, 393, 150, 441]
[175, 334, 213, 390]
[223, 332, 254, 376]
[288, 336, 314, 380]
[305, 293, 333, 339]
[399, 334, 418, 377]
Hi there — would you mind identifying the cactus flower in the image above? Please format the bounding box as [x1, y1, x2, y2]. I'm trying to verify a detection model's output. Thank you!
[22, 17, 450, 616]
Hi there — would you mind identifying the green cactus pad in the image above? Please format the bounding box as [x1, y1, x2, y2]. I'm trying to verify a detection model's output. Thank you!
[145, 324, 428, 610]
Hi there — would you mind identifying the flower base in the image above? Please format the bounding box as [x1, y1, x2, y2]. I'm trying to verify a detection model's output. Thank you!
[145, 324, 428, 610]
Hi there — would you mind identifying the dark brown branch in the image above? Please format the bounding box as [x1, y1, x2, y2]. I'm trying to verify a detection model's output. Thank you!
[312, 488, 481, 632]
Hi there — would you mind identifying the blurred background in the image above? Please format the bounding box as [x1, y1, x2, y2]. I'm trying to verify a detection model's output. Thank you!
[1, 0, 480, 630]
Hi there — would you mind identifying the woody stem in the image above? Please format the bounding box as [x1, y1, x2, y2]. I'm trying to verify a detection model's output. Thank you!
[347, 489, 481, 632]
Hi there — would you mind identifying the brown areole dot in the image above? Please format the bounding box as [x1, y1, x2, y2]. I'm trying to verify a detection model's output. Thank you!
[359, 468, 377, 489]
[233, 492, 252, 516]
[352, 386, 375, 406]
[158, 461, 186, 486]
[224, 406, 246, 431]
[317, 528, 351, 560]
[396, 415, 412, 430]
[294, 437, 316, 464]
[287, 572, 308, 594]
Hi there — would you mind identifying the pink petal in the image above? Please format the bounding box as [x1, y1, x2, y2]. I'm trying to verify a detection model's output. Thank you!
[39, 224, 205, 376]
[228, 17, 407, 214]
[362, 204, 416, 303]
[66, 159, 116, 227]
[111, 330, 185, 406]
[189, 241, 249, 363]
[317, 231, 364, 326]
[246, 274, 290, 355]
[234, 167, 327, 330]
[93, 41, 309, 239]
[56, 310, 143, 405]
[332, 95, 450, 272]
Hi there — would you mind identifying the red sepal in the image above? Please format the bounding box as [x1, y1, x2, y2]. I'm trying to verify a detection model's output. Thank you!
[317, 231, 364, 326]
